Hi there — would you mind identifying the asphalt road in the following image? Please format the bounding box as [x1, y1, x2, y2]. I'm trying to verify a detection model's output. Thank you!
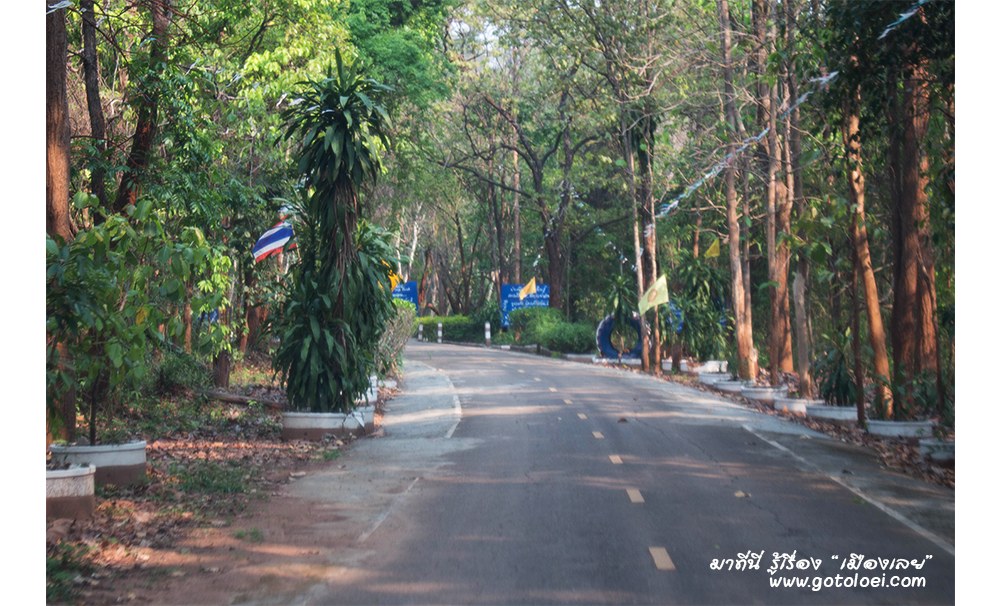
[295, 341, 955, 605]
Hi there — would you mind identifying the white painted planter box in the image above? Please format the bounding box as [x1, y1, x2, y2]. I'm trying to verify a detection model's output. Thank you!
[661, 360, 690, 372]
[698, 372, 732, 385]
[806, 405, 860, 423]
[595, 357, 642, 366]
[46, 464, 96, 520]
[282, 407, 375, 441]
[693, 360, 728, 373]
[741, 384, 789, 405]
[713, 380, 747, 395]
[355, 375, 378, 405]
[773, 397, 826, 416]
[919, 439, 954, 463]
[866, 419, 936, 439]
[49, 441, 147, 487]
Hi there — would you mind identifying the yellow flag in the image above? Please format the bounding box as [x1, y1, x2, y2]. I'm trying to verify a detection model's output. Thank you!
[518, 278, 537, 300]
[638, 274, 669, 315]
[704, 237, 720, 259]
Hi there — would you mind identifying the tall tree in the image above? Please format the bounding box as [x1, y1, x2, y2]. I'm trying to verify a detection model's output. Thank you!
[47, 0, 76, 442]
[718, 0, 756, 380]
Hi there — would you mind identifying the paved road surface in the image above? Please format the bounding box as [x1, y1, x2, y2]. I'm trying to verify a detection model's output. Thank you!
[282, 340, 955, 605]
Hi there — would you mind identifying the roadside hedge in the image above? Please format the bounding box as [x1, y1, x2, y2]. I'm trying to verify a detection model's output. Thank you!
[414, 315, 483, 343]
[413, 307, 595, 354]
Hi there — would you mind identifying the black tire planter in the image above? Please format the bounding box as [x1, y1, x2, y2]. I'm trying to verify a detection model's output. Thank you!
[595, 314, 643, 359]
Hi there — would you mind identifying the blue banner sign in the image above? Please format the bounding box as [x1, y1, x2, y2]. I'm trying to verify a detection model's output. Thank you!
[500, 283, 550, 327]
[392, 281, 418, 307]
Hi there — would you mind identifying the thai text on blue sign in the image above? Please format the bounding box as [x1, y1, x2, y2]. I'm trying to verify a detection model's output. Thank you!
[392, 281, 418, 307]
[500, 283, 550, 327]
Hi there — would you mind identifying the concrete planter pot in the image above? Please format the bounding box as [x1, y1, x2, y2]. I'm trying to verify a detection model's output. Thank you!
[866, 419, 936, 439]
[713, 380, 747, 395]
[741, 384, 789, 407]
[281, 408, 373, 441]
[919, 439, 954, 464]
[806, 405, 860, 424]
[698, 372, 732, 385]
[693, 360, 728, 373]
[49, 441, 147, 487]
[46, 464, 96, 520]
[773, 397, 826, 416]
[661, 359, 690, 372]
[355, 375, 378, 406]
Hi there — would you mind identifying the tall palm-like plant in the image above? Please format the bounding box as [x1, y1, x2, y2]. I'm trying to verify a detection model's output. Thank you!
[273, 50, 395, 412]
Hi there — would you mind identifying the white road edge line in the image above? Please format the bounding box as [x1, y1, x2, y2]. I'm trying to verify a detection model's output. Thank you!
[741, 424, 954, 556]
[445, 393, 462, 439]
[358, 476, 421, 544]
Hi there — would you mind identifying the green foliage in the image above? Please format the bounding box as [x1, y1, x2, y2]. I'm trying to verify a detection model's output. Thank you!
[507, 307, 593, 353]
[46, 198, 232, 442]
[886, 369, 941, 422]
[536, 321, 595, 354]
[273, 220, 398, 412]
[277, 48, 393, 193]
[172, 459, 249, 494]
[377, 298, 418, 377]
[156, 349, 210, 395]
[670, 250, 730, 361]
[233, 527, 265, 543]
[415, 315, 481, 343]
[272, 48, 397, 413]
[46, 543, 93, 603]
[469, 301, 502, 334]
[812, 334, 857, 408]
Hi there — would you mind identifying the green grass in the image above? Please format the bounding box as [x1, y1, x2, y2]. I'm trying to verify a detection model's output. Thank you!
[233, 527, 264, 543]
[171, 460, 250, 494]
[315, 449, 341, 462]
[46, 544, 92, 603]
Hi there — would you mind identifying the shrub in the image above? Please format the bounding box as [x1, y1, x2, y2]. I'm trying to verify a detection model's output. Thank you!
[508, 307, 594, 354]
[537, 321, 595, 354]
[377, 299, 417, 378]
[414, 315, 482, 343]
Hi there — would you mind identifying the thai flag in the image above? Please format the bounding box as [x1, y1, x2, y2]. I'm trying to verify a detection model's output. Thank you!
[253, 221, 296, 262]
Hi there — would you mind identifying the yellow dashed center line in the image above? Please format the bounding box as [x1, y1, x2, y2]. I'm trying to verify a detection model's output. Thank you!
[564, 399, 573, 404]
[534, 377, 541, 382]
[627, 488, 645, 503]
[592, 431, 604, 439]
[549, 387, 557, 392]
[649, 547, 676, 570]
[609, 455, 623, 464]
[518, 370, 525, 373]
[577, 413, 587, 419]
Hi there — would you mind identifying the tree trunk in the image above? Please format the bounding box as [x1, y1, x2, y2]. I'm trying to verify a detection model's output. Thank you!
[47, 1, 76, 443]
[636, 114, 659, 374]
[851, 239, 865, 426]
[718, 0, 755, 380]
[113, 0, 172, 214]
[844, 88, 893, 418]
[512, 150, 522, 285]
[81, 0, 108, 208]
[213, 351, 231, 388]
